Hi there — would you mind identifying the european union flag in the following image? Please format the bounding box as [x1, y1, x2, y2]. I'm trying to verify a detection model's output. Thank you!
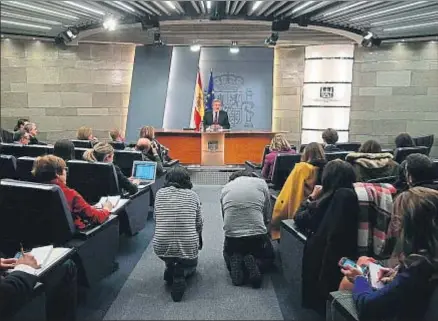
[205, 69, 214, 112]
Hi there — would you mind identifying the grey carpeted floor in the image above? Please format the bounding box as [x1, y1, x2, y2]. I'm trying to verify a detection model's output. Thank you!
[104, 185, 284, 320]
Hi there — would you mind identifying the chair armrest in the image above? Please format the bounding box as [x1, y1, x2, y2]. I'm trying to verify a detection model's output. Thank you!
[245, 160, 262, 169]
[164, 159, 179, 167]
[75, 214, 119, 239]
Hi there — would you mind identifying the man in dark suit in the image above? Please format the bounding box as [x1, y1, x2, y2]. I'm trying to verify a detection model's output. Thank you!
[0, 252, 78, 321]
[203, 99, 231, 130]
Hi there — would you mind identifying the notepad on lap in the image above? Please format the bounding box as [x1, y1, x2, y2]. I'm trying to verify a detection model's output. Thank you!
[11, 246, 72, 277]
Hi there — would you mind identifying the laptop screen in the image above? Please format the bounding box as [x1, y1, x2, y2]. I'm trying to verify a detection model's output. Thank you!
[132, 161, 157, 181]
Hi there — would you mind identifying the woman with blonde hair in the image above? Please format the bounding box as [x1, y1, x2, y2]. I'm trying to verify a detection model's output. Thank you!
[32, 155, 111, 229]
[261, 134, 296, 180]
[76, 126, 95, 141]
[270, 142, 327, 240]
[83, 142, 138, 195]
[341, 187, 438, 321]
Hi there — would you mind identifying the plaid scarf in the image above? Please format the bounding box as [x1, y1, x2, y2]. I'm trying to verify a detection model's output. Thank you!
[354, 182, 398, 259]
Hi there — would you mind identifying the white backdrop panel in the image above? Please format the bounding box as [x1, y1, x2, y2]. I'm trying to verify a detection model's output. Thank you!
[305, 45, 355, 59]
[303, 83, 352, 106]
[304, 59, 353, 83]
[302, 107, 350, 130]
[301, 130, 349, 144]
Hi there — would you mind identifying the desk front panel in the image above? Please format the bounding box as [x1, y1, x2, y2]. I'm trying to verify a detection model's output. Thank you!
[224, 133, 273, 165]
[155, 132, 201, 164]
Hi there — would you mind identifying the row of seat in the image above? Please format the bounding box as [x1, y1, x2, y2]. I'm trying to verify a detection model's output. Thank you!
[0, 143, 179, 177]
[247, 145, 432, 191]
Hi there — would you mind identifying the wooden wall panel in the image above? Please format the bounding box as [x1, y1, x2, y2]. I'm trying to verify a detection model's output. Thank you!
[156, 135, 201, 164]
[224, 134, 273, 165]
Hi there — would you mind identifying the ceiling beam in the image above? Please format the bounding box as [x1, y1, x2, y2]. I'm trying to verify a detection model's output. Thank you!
[235, 1, 247, 15]
[230, 1, 239, 15]
[190, 1, 201, 14]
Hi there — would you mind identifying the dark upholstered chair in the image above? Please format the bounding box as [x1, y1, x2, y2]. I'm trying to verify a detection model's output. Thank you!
[393, 146, 429, 163]
[433, 159, 438, 180]
[74, 147, 87, 160]
[413, 135, 434, 155]
[0, 128, 14, 143]
[16, 157, 37, 182]
[67, 160, 120, 204]
[271, 154, 302, 190]
[245, 145, 270, 170]
[336, 142, 361, 152]
[0, 179, 75, 255]
[326, 151, 349, 161]
[71, 140, 93, 148]
[113, 150, 143, 177]
[0, 143, 52, 158]
[109, 141, 126, 150]
[0, 155, 18, 179]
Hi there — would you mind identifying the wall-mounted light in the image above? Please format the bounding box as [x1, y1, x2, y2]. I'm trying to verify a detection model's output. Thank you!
[265, 32, 279, 46]
[190, 44, 201, 52]
[154, 32, 164, 46]
[230, 41, 239, 54]
[361, 31, 381, 48]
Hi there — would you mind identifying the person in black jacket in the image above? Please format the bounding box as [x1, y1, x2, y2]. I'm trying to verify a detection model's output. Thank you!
[298, 160, 360, 315]
[396, 153, 438, 192]
[0, 253, 78, 321]
[203, 99, 231, 130]
[54, 139, 76, 161]
[295, 159, 357, 236]
[13, 118, 28, 132]
[24, 122, 46, 145]
[135, 138, 164, 176]
[83, 142, 138, 195]
[321, 128, 341, 152]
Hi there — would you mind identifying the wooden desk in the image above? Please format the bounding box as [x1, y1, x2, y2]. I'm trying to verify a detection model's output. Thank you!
[155, 130, 276, 165]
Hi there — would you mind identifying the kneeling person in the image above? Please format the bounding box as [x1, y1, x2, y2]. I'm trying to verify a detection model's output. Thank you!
[221, 171, 274, 288]
[153, 167, 203, 302]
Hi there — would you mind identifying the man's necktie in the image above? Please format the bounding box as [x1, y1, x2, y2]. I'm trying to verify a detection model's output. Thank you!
[214, 112, 218, 124]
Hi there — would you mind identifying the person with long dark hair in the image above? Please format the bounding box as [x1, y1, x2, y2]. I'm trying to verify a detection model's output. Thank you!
[153, 166, 203, 302]
[295, 159, 357, 235]
[341, 187, 438, 321]
[395, 132, 415, 148]
[299, 160, 360, 314]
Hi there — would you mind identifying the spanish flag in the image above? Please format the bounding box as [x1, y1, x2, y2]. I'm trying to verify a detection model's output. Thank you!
[193, 70, 205, 130]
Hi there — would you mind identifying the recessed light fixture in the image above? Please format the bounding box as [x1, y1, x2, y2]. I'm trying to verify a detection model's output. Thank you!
[114, 1, 136, 13]
[8, 1, 79, 20]
[230, 41, 239, 54]
[103, 17, 117, 31]
[190, 44, 201, 52]
[64, 1, 105, 15]
[165, 1, 176, 10]
[206, 1, 212, 10]
[351, 1, 427, 21]
[252, 1, 263, 11]
[0, 20, 52, 30]
[1, 34, 4, 38]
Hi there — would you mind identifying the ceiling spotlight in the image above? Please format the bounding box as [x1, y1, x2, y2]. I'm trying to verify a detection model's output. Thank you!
[103, 17, 117, 31]
[265, 32, 279, 46]
[207, 1, 212, 9]
[190, 44, 201, 52]
[1, 35, 4, 38]
[230, 41, 239, 54]
[154, 32, 163, 46]
[55, 27, 78, 46]
[361, 31, 381, 48]
[65, 29, 77, 40]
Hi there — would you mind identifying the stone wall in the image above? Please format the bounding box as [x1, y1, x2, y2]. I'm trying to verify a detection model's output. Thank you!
[1, 39, 135, 143]
[350, 42, 438, 156]
[272, 47, 304, 147]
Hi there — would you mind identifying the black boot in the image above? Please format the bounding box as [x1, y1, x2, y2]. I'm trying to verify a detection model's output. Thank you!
[171, 264, 186, 302]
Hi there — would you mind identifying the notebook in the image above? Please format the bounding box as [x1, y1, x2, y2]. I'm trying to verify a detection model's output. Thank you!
[131, 161, 157, 187]
[11, 246, 72, 277]
[95, 195, 128, 213]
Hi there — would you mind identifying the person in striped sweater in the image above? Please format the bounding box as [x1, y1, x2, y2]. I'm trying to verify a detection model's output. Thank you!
[153, 166, 203, 302]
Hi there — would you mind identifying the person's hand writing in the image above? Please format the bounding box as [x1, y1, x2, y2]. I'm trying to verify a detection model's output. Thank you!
[377, 267, 396, 284]
[0, 258, 18, 269]
[341, 265, 363, 282]
[103, 200, 113, 211]
[310, 185, 323, 200]
[17, 253, 40, 269]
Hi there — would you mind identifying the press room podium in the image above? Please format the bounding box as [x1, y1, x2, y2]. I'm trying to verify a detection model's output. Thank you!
[155, 130, 277, 165]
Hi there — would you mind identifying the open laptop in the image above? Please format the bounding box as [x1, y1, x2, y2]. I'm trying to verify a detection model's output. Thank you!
[131, 161, 157, 187]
